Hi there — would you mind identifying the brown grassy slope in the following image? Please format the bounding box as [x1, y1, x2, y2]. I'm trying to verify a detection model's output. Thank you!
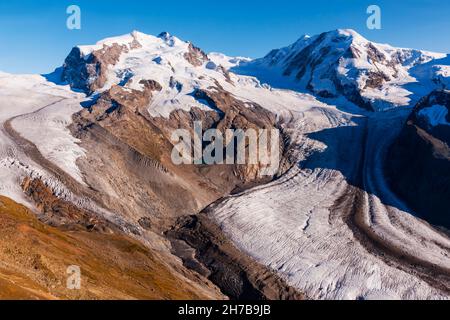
[0, 196, 219, 300]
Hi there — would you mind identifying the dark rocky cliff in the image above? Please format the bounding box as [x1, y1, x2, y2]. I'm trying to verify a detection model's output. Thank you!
[387, 90, 450, 229]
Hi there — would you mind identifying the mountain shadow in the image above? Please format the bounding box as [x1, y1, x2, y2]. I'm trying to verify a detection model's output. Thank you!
[297, 115, 420, 223]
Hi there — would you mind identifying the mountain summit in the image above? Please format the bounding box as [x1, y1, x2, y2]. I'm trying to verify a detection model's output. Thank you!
[1, 28, 450, 300]
[60, 29, 450, 111]
[62, 31, 208, 95]
[237, 29, 449, 110]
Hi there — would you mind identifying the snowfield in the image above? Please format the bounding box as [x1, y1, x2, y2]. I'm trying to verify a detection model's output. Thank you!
[0, 73, 84, 203]
[11, 97, 87, 184]
[210, 105, 450, 299]
[0, 72, 144, 241]
[0, 29, 449, 300]
[235, 29, 449, 111]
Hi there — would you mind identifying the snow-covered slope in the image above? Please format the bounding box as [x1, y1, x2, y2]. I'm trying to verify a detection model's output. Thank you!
[414, 90, 450, 133]
[1, 30, 449, 300]
[211, 101, 450, 300]
[61, 31, 330, 119]
[208, 52, 251, 70]
[236, 29, 449, 111]
[60, 29, 450, 114]
[0, 73, 85, 203]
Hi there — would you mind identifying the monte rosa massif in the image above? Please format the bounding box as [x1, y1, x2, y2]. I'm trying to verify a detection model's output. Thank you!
[0, 29, 449, 300]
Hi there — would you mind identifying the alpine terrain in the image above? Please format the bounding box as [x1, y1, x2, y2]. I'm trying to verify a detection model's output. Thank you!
[0, 29, 449, 300]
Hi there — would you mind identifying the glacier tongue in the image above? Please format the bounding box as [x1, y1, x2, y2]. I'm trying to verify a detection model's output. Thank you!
[210, 104, 450, 300]
[1, 29, 449, 300]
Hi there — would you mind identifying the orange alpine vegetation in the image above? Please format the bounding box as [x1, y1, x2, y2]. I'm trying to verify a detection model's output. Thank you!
[0, 196, 223, 300]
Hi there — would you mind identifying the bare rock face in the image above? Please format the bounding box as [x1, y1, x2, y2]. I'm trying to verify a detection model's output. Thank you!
[72, 78, 283, 226]
[239, 29, 444, 111]
[64, 53, 286, 251]
[54, 33, 293, 299]
[387, 90, 450, 229]
[167, 213, 306, 300]
[21, 177, 113, 232]
[83, 80, 162, 120]
[184, 43, 209, 67]
[281, 32, 395, 109]
[152, 84, 280, 183]
[62, 43, 129, 94]
[71, 81, 208, 229]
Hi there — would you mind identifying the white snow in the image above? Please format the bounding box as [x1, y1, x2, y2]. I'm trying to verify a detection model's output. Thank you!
[82, 32, 221, 118]
[436, 65, 450, 78]
[1, 30, 449, 300]
[78, 31, 148, 56]
[12, 98, 87, 184]
[82, 31, 327, 119]
[0, 73, 86, 204]
[65, 34, 450, 300]
[210, 105, 450, 300]
[234, 29, 449, 111]
[208, 52, 251, 70]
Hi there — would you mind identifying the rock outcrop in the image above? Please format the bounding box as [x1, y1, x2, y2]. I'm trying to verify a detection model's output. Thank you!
[71, 78, 282, 228]
[62, 43, 128, 94]
[184, 43, 209, 67]
[387, 90, 450, 229]
[236, 29, 447, 111]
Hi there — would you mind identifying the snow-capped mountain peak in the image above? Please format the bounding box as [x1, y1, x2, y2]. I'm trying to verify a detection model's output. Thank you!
[236, 29, 449, 111]
[2, 27, 450, 301]
[61, 31, 213, 96]
[61, 29, 449, 113]
[75, 30, 189, 57]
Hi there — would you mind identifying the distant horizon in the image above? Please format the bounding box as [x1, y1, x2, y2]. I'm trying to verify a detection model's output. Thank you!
[1, 0, 449, 74]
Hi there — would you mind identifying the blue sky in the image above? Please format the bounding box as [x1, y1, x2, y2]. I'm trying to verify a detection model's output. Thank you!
[0, 0, 449, 74]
